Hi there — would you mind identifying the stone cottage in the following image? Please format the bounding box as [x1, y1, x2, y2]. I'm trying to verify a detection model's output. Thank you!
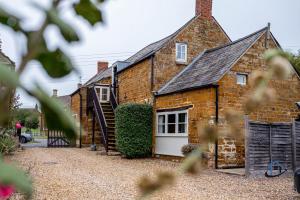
[70, 0, 300, 168]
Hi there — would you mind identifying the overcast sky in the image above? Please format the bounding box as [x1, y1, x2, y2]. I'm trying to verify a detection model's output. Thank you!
[0, 0, 299, 108]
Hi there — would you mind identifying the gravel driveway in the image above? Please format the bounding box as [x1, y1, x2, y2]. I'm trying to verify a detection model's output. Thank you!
[5, 148, 299, 200]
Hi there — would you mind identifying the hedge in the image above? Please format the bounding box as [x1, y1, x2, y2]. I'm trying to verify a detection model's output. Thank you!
[115, 103, 152, 158]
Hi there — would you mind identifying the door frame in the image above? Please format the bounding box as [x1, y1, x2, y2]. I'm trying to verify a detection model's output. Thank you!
[95, 85, 110, 103]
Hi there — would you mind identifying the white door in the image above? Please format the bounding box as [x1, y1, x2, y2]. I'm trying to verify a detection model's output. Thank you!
[95, 86, 110, 102]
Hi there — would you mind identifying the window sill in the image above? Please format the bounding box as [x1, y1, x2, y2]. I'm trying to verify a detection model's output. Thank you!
[176, 60, 187, 65]
[156, 134, 188, 137]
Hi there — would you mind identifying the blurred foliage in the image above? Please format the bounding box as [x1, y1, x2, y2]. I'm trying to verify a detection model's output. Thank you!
[0, 0, 106, 198]
[14, 109, 39, 130]
[0, 134, 16, 155]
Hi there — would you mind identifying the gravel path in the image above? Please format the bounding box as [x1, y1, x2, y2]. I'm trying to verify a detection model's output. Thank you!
[5, 148, 299, 200]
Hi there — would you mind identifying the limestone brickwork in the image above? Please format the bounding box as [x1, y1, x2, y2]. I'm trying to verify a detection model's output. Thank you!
[155, 34, 300, 168]
[118, 59, 152, 104]
[153, 16, 230, 91]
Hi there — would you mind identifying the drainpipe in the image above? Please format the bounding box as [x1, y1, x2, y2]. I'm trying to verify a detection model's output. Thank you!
[79, 89, 83, 148]
[150, 55, 155, 92]
[214, 85, 219, 169]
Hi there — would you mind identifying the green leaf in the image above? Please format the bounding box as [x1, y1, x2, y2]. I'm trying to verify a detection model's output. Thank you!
[0, 63, 20, 88]
[36, 48, 74, 78]
[27, 86, 78, 140]
[47, 8, 79, 42]
[0, 160, 32, 198]
[74, 0, 103, 26]
[0, 7, 22, 32]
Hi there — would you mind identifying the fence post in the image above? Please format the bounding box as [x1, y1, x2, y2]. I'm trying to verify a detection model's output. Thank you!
[292, 119, 297, 172]
[244, 115, 250, 176]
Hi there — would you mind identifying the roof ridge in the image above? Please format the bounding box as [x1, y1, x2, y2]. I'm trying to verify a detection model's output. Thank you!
[205, 26, 268, 54]
[124, 16, 197, 64]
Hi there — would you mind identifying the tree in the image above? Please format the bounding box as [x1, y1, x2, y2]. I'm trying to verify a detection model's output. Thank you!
[25, 115, 39, 130]
[0, 0, 107, 197]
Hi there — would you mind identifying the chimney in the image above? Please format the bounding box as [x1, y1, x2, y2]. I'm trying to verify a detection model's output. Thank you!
[52, 89, 58, 97]
[77, 83, 82, 89]
[97, 61, 109, 73]
[195, 0, 212, 18]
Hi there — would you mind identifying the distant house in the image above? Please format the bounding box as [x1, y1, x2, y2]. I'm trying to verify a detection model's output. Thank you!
[40, 89, 72, 134]
[71, 0, 300, 169]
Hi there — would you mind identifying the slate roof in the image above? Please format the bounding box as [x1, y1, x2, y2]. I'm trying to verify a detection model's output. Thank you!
[157, 27, 268, 96]
[57, 95, 71, 109]
[84, 67, 112, 86]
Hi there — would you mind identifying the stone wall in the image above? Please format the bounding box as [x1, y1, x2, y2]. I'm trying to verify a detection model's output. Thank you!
[118, 59, 152, 104]
[153, 16, 230, 91]
[216, 34, 300, 168]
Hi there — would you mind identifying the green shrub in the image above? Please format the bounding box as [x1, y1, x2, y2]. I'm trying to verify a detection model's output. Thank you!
[0, 134, 17, 155]
[115, 103, 152, 158]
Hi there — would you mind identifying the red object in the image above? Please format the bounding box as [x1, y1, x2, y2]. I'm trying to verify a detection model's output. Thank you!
[15, 123, 21, 129]
[0, 185, 14, 199]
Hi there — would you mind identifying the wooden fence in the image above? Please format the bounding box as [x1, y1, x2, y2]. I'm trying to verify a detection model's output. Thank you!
[245, 119, 300, 176]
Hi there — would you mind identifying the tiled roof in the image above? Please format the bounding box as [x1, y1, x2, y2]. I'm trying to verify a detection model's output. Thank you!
[157, 27, 268, 95]
[84, 67, 112, 86]
[57, 95, 71, 108]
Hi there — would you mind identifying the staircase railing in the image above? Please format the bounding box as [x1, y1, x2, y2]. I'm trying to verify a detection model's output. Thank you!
[91, 87, 108, 152]
[110, 87, 118, 112]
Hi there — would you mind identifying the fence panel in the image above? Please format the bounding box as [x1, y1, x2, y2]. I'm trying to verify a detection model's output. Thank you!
[271, 123, 293, 170]
[248, 122, 270, 171]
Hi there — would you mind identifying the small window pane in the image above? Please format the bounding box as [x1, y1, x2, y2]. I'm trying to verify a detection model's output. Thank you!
[178, 113, 187, 123]
[168, 124, 176, 134]
[158, 125, 165, 134]
[168, 114, 176, 123]
[176, 43, 187, 62]
[158, 115, 165, 124]
[237, 74, 247, 85]
[178, 124, 186, 133]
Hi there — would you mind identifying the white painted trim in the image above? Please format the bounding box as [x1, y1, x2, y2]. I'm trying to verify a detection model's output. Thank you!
[176, 43, 188, 63]
[156, 110, 189, 136]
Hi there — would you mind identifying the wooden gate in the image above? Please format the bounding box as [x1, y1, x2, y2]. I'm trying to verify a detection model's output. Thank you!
[47, 130, 70, 148]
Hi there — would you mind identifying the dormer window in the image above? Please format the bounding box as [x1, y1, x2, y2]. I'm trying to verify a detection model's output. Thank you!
[176, 43, 187, 63]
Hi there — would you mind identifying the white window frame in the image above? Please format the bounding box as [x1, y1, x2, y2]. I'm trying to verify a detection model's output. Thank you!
[156, 110, 188, 137]
[236, 73, 248, 86]
[176, 43, 188, 63]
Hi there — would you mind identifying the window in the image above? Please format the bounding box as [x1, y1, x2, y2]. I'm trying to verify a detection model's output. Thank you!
[157, 110, 188, 136]
[176, 43, 187, 63]
[237, 73, 247, 85]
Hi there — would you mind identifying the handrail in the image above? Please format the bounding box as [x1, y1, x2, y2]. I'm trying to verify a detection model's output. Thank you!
[91, 87, 108, 152]
[110, 86, 118, 112]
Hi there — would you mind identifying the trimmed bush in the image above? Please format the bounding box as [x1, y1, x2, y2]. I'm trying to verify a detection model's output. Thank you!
[116, 103, 152, 158]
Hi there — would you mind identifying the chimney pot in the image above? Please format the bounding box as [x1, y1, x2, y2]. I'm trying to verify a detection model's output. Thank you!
[195, 0, 212, 18]
[97, 61, 109, 73]
[52, 89, 58, 97]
